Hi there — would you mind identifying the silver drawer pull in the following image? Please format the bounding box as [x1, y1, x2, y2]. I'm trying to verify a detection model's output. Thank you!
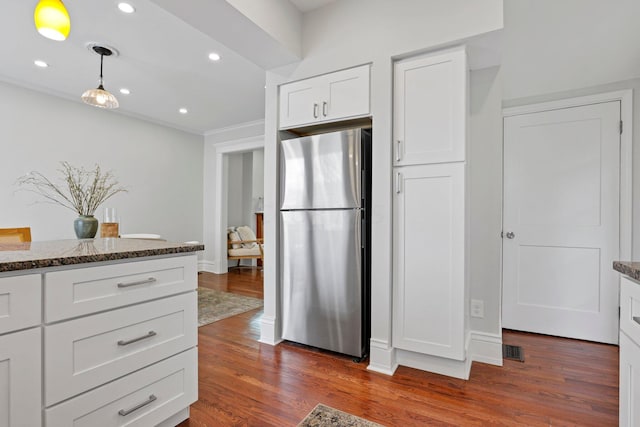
[118, 394, 157, 416]
[634, 316, 640, 325]
[117, 277, 157, 288]
[117, 331, 157, 346]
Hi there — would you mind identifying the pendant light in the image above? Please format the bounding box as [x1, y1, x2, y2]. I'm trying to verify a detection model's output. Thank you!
[81, 46, 119, 109]
[34, 0, 71, 41]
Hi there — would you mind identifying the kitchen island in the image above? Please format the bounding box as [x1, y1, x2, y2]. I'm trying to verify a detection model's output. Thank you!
[0, 238, 203, 427]
[613, 261, 640, 426]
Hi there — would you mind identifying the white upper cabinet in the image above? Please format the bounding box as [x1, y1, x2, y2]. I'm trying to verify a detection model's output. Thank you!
[394, 46, 468, 166]
[279, 65, 370, 129]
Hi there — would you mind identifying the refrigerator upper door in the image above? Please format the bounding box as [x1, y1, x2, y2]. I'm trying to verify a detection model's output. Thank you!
[281, 209, 362, 357]
[281, 129, 361, 210]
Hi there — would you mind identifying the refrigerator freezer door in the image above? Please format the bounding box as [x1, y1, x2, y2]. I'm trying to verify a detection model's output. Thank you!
[281, 129, 361, 210]
[281, 209, 362, 357]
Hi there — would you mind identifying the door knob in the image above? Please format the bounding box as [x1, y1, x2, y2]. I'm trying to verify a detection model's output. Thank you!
[505, 231, 515, 239]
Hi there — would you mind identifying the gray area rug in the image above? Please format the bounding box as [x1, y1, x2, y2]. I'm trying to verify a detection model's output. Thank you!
[197, 287, 263, 327]
[298, 404, 385, 427]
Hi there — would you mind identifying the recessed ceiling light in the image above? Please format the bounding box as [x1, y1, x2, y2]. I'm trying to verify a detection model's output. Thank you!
[34, 60, 49, 68]
[119, 88, 131, 95]
[208, 52, 221, 61]
[179, 108, 188, 114]
[117, 2, 135, 13]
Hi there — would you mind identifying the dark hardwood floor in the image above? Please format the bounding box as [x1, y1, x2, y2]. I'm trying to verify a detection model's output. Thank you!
[181, 269, 619, 426]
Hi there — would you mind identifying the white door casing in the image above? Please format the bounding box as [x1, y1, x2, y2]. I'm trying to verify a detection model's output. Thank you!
[502, 100, 621, 344]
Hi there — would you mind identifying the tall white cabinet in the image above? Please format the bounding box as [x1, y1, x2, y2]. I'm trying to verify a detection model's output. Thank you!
[392, 46, 470, 377]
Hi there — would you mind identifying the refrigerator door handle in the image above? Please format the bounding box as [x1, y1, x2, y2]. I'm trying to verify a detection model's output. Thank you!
[396, 172, 402, 193]
[395, 140, 402, 162]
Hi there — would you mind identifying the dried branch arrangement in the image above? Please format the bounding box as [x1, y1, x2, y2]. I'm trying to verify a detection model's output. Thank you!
[16, 162, 127, 216]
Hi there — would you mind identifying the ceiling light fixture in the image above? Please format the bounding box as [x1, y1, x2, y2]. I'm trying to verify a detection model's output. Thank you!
[179, 108, 188, 114]
[119, 88, 131, 95]
[81, 46, 119, 109]
[208, 52, 221, 61]
[117, 2, 136, 14]
[34, 60, 49, 68]
[34, 0, 71, 41]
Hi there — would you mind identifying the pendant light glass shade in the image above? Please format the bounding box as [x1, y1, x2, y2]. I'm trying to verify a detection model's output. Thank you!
[82, 83, 119, 109]
[82, 46, 119, 109]
[34, 0, 70, 41]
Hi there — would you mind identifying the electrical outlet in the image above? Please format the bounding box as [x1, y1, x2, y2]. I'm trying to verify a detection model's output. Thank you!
[471, 299, 484, 318]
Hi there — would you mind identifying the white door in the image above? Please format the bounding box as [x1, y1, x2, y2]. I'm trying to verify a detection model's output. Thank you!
[502, 101, 620, 344]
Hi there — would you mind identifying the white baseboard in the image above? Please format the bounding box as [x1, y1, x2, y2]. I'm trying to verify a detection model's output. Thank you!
[367, 339, 398, 375]
[395, 348, 472, 380]
[198, 260, 217, 273]
[156, 407, 189, 427]
[469, 331, 503, 366]
[259, 315, 281, 345]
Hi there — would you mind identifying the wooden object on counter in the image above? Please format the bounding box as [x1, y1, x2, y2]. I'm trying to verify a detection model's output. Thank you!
[256, 213, 263, 267]
[100, 222, 119, 238]
[0, 227, 31, 243]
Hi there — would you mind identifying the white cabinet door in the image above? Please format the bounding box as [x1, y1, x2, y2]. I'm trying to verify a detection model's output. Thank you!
[393, 163, 466, 360]
[0, 328, 41, 427]
[279, 65, 370, 129]
[620, 332, 640, 427]
[394, 46, 467, 166]
[322, 65, 370, 123]
[279, 79, 322, 129]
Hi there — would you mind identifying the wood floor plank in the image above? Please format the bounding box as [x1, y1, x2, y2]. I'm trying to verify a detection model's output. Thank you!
[180, 270, 619, 426]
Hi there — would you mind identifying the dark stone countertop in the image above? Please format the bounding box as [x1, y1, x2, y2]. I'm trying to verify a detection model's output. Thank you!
[613, 261, 640, 282]
[0, 238, 204, 273]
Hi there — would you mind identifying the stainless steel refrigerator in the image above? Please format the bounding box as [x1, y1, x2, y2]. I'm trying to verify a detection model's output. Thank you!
[280, 128, 371, 358]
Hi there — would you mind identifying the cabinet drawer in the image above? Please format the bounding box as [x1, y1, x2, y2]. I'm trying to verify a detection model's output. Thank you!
[45, 255, 197, 322]
[45, 348, 197, 427]
[44, 292, 197, 405]
[0, 274, 41, 335]
[621, 276, 640, 346]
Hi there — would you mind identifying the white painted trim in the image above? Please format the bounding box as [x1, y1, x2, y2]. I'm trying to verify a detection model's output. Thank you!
[212, 136, 265, 274]
[198, 260, 216, 273]
[470, 331, 503, 366]
[204, 119, 265, 137]
[156, 408, 190, 427]
[501, 89, 633, 332]
[395, 349, 472, 380]
[367, 339, 398, 375]
[259, 315, 281, 345]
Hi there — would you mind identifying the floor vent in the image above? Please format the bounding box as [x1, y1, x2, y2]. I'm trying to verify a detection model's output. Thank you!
[503, 344, 525, 362]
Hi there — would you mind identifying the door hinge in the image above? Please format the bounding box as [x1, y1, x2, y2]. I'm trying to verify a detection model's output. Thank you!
[620, 120, 623, 135]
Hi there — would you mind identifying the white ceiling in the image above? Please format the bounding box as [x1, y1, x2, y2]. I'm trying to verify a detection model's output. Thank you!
[0, 1, 331, 135]
[289, 0, 337, 12]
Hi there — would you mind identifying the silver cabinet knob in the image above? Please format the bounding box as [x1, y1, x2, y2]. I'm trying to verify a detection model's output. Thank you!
[505, 231, 515, 239]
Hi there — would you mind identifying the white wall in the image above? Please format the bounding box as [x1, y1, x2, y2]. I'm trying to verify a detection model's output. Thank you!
[0, 81, 203, 243]
[469, 67, 503, 334]
[261, 0, 504, 360]
[226, 153, 245, 227]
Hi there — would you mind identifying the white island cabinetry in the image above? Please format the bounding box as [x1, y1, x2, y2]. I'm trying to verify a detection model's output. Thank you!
[619, 275, 640, 426]
[0, 239, 202, 427]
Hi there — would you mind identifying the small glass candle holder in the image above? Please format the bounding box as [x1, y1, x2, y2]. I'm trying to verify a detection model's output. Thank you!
[100, 207, 119, 238]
